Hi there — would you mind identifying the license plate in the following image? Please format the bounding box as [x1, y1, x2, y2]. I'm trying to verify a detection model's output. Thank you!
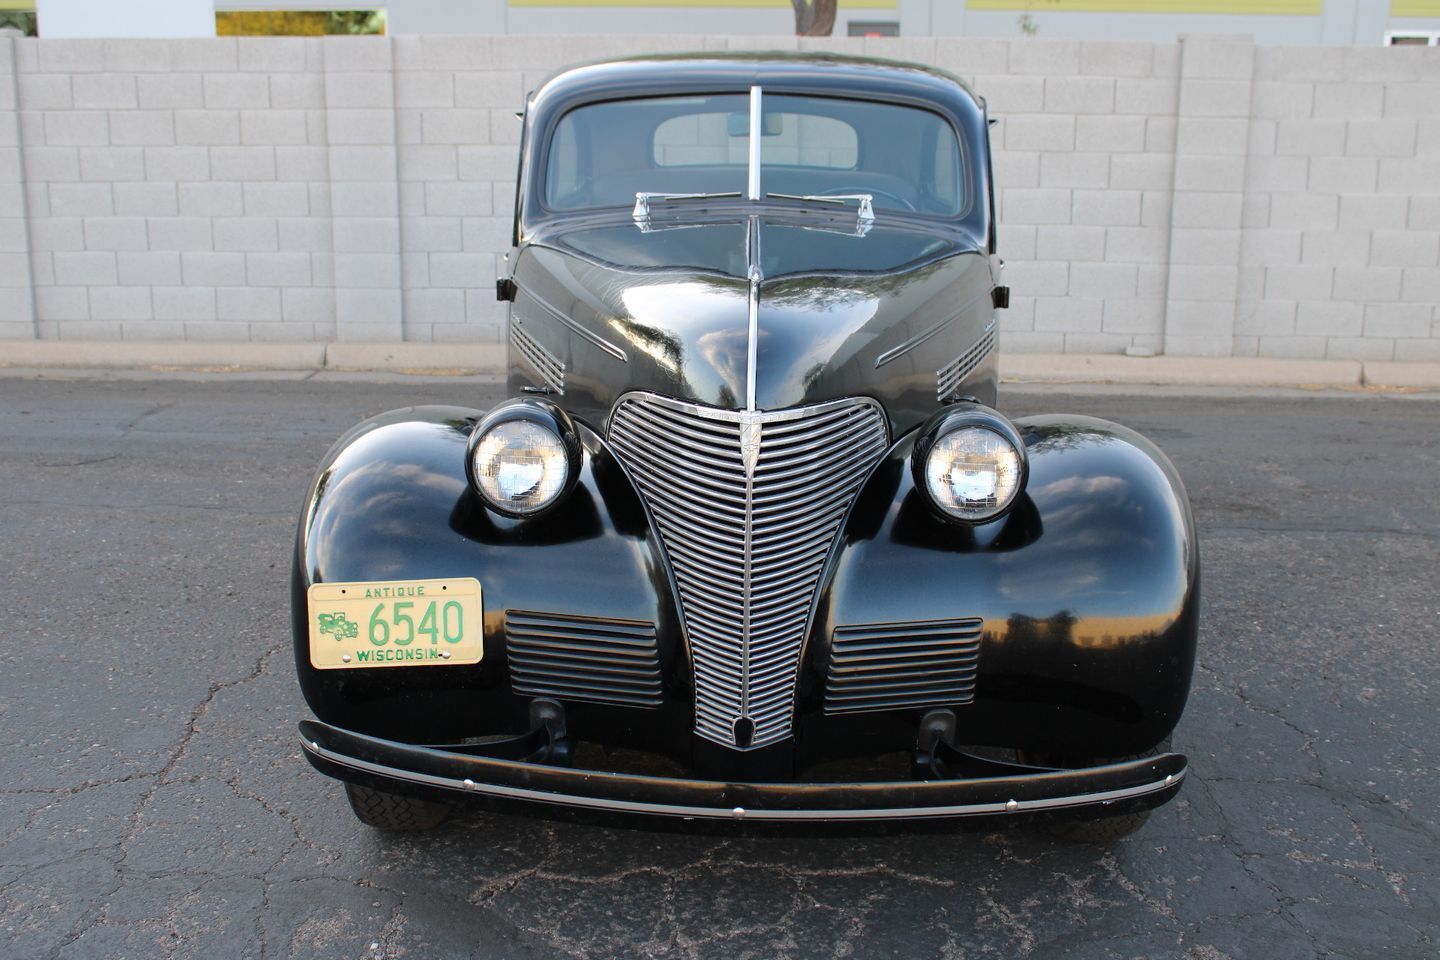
[307, 578, 483, 670]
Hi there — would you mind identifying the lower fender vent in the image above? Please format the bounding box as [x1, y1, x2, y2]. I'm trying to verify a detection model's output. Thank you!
[824, 618, 983, 715]
[506, 611, 662, 708]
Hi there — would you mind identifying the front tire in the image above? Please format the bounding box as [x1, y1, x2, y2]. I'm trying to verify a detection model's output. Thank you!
[344, 782, 451, 832]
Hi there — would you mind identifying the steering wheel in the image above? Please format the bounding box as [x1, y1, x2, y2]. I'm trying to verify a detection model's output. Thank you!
[815, 186, 916, 212]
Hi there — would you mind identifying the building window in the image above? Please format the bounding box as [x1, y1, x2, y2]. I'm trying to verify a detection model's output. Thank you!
[847, 20, 899, 37]
[1385, 31, 1439, 46]
[216, 9, 386, 36]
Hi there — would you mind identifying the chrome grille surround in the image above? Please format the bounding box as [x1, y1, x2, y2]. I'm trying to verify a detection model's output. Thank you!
[825, 618, 983, 715]
[607, 392, 889, 749]
[936, 324, 996, 401]
[510, 321, 566, 395]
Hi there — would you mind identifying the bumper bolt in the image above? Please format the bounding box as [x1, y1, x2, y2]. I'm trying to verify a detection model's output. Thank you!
[463, 778, 476, 791]
[1005, 799, 1018, 813]
[732, 806, 745, 820]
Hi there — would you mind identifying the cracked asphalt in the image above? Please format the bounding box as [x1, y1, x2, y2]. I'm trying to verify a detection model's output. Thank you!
[0, 374, 1436, 960]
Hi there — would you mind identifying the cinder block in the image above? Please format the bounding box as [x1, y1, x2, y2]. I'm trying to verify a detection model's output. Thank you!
[996, 224, 1036, 260]
[969, 76, 1044, 114]
[1345, 120, 1417, 158]
[28, 217, 85, 252]
[203, 74, 270, 110]
[1169, 228, 1241, 266]
[459, 217, 508, 252]
[175, 110, 240, 146]
[1080, 41, 1154, 78]
[1363, 303, 1432, 338]
[1036, 225, 1107, 262]
[1412, 197, 1440, 231]
[88, 285, 152, 321]
[326, 110, 395, 147]
[420, 109, 492, 146]
[182, 251, 246, 286]
[1269, 193, 1338, 230]
[328, 145, 397, 182]
[1400, 267, 1440, 302]
[116, 250, 181, 286]
[1265, 264, 1334, 300]
[1039, 152, 1109, 189]
[1101, 298, 1165, 334]
[1010, 40, 1079, 77]
[246, 251, 311, 287]
[1075, 115, 1146, 154]
[18, 75, 73, 111]
[282, 287, 335, 324]
[215, 218, 279, 253]
[454, 72, 525, 110]
[1370, 230, 1439, 268]
[1332, 265, 1402, 302]
[148, 217, 212, 251]
[334, 252, 401, 289]
[400, 251, 428, 287]
[1177, 117, 1250, 156]
[237, 38, 308, 73]
[1171, 192, 1242, 229]
[1179, 79, 1252, 118]
[169, 40, 239, 73]
[1002, 259, 1068, 297]
[54, 251, 118, 285]
[1104, 226, 1171, 264]
[1256, 335, 1326, 359]
[1168, 264, 1238, 301]
[1335, 197, 1408, 236]
[1111, 153, 1177, 191]
[424, 182, 493, 217]
[44, 111, 110, 147]
[108, 112, 175, 147]
[1343, 46, 1428, 83]
[153, 285, 216, 321]
[72, 74, 137, 110]
[269, 74, 325, 110]
[179, 182, 243, 218]
[1043, 76, 1115, 115]
[1295, 300, 1363, 337]
[998, 329, 1065, 354]
[137, 74, 203, 110]
[404, 288, 464, 327]
[218, 285, 282, 322]
[332, 216, 400, 254]
[1174, 155, 1247, 192]
[79, 147, 145, 183]
[278, 217, 330, 252]
[1384, 82, 1440, 120]
[1068, 262, 1138, 298]
[404, 36, 495, 73]
[992, 151, 1039, 190]
[1179, 36, 1255, 81]
[1233, 300, 1296, 337]
[1245, 155, 1309, 194]
[242, 182, 309, 218]
[1251, 81, 1314, 120]
[23, 146, 81, 183]
[1143, 190, 1174, 228]
[321, 36, 391, 73]
[34, 286, 89, 321]
[1308, 81, 1382, 120]
[1298, 229, 1370, 267]
[324, 72, 394, 110]
[402, 217, 461, 252]
[1003, 116, 1074, 153]
[114, 182, 178, 217]
[398, 145, 458, 182]
[456, 145, 514, 182]
[334, 288, 402, 330]
[1034, 296, 1102, 332]
[142, 146, 210, 182]
[395, 72, 455, 109]
[36, 40, 106, 75]
[83, 217, 148, 252]
[240, 110, 308, 146]
[1276, 119, 1346, 157]
[1114, 77, 1179, 116]
[1378, 155, 1440, 194]
[182, 320, 247, 340]
[275, 146, 329, 182]
[427, 252, 493, 288]
[1307, 156, 1377, 194]
[210, 146, 277, 181]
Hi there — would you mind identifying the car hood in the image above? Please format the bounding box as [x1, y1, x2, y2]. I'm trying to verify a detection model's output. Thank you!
[513, 212, 992, 426]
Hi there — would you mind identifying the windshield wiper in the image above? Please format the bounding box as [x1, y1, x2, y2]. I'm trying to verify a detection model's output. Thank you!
[766, 192, 875, 224]
[632, 191, 742, 222]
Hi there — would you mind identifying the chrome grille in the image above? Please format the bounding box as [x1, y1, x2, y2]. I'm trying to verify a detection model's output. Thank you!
[608, 392, 889, 749]
[510, 322, 566, 395]
[506, 610, 662, 708]
[825, 618, 983, 714]
[937, 325, 995, 400]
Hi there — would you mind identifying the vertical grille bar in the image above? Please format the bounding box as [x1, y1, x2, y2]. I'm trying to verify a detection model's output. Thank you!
[608, 392, 888, 749]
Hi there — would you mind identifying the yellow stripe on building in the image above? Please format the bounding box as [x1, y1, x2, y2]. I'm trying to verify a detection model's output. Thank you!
[1391, 0, 1440, 17]
[510, 0, 897, 8]
[967, 0, 1320, 13]
[0, 0, 35, 10]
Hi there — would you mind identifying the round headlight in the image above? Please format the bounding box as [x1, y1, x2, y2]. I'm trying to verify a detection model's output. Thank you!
[915, 406, 1027, 523]
[471, 417, 571, 516]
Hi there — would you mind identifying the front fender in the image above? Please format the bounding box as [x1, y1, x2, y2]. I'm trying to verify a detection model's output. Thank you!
[290, 406, 685, 743]
[802, 414, 1200, 758]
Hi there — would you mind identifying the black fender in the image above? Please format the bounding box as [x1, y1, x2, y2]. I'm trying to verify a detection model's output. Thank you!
[290, 406, 686, 745]
[799, 414, 1200, 759]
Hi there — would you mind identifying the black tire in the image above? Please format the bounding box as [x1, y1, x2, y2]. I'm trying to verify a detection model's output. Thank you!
[344, 782, 451, 832]
[1025, 738, 1171, 843]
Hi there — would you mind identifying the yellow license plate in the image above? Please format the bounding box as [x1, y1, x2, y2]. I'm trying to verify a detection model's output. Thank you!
[307, 578, 483, 670]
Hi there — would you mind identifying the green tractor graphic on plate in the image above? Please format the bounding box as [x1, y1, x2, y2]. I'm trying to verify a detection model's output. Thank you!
[317, 612, 359, 641]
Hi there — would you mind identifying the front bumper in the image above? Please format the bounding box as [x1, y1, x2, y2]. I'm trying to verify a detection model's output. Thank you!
[299, 720, 1187, 825]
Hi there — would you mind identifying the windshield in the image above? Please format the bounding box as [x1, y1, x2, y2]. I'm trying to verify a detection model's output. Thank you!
[544, 92, 968, 218]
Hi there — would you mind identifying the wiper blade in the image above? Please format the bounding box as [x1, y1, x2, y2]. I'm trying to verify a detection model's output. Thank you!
[766, 192, 875, 223]
[632, 191, 742, 221]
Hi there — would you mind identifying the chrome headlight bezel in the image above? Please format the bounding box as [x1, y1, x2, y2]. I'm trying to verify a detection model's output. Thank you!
[912, 404, 1028, 524]
[465, 399, 582, 518]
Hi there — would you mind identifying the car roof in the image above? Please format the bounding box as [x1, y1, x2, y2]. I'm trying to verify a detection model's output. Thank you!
[529, 51, 983, 115]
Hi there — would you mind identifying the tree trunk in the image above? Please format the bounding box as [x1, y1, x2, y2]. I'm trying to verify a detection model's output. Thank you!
[791, 0, 837, 36]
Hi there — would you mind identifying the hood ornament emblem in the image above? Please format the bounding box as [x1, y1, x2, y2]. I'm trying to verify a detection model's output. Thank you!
[738, 413, 763, 479]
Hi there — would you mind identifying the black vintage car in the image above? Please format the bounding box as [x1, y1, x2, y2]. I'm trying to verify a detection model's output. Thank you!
[292, 53, 1199, 840]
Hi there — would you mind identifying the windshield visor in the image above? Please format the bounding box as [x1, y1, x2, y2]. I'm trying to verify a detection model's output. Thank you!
[543, 92, 969, 218]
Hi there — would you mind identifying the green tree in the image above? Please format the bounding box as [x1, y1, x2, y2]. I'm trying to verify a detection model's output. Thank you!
[791, 0, 836, 36]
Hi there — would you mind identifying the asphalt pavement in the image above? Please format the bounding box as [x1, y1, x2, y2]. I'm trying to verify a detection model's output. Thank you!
[0, 374, 1436, 960]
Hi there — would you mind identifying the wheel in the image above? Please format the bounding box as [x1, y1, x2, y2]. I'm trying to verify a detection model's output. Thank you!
[344, 782, 451, 832]
[1023, 739, 1172, 843]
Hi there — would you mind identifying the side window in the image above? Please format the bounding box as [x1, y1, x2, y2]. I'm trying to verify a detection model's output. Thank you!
[932, 126, 960, 212]
[548, 116, 582, 205]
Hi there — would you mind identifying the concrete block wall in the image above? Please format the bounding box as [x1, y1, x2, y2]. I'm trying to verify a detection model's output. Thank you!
[0, 33, 1437, 360]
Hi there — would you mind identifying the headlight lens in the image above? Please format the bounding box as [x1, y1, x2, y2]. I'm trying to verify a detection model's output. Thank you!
[471, 419, 570, 515]
[923, 426, 1023, 521]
